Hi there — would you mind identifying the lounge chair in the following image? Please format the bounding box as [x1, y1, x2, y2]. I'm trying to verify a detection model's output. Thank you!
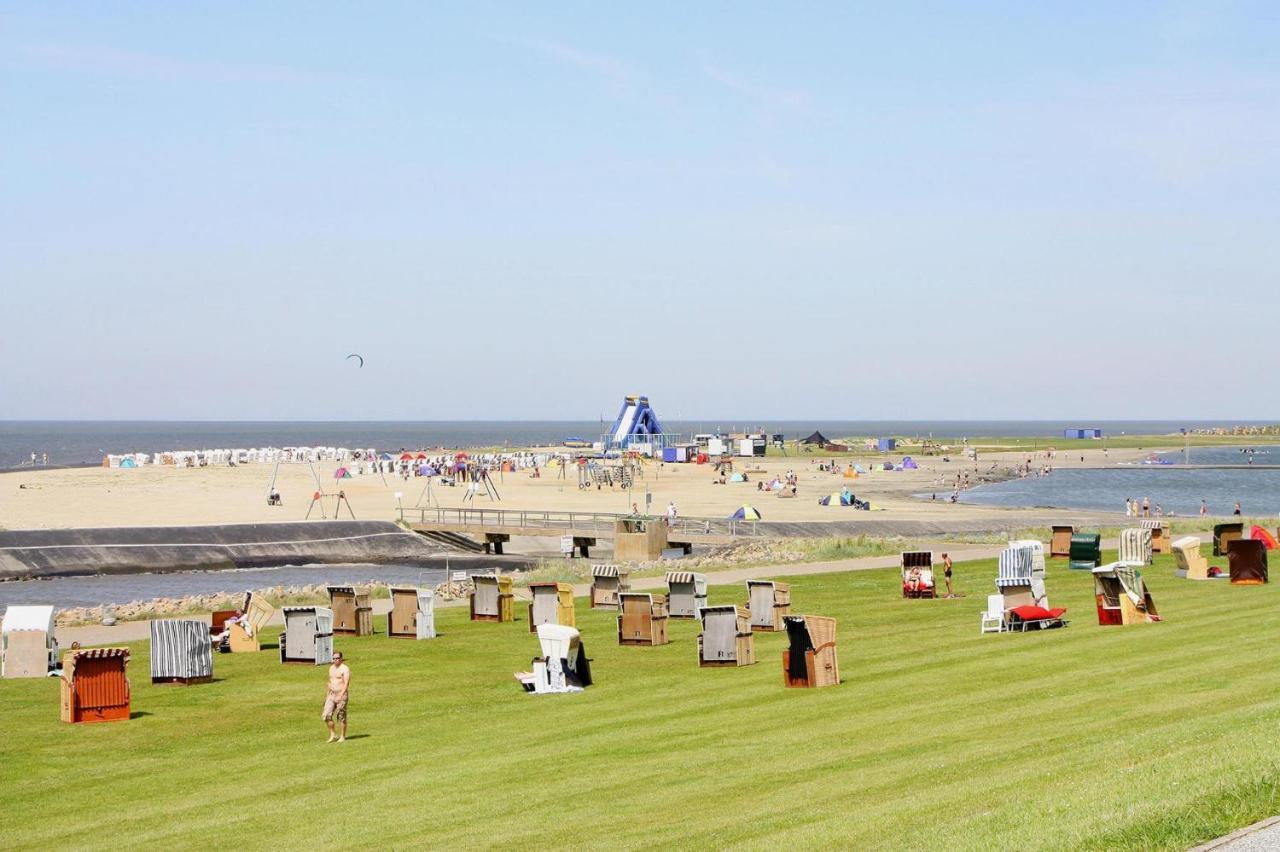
[1069, 533, 1102, 570]
[698, 605, 755, 667]
[1172, 537, 1210, 580]
[782, 615, 839, 688]
[980, 594, 1005, 634]
[1214, 522, 1244, 557]
[1005, 605, 1068, 631]
[1141, 520, 1170, 554]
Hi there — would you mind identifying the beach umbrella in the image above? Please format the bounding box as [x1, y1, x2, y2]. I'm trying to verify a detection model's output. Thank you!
[731, 505, 762, 521]
[400, 452, 414, 461]
[415, 452, 428, 460]
[334, 467, 351, 479]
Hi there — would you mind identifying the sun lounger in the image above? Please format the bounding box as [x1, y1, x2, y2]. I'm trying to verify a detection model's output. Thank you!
[589, 564, 631, 609]
[698, 605, 755, 667]
[1228, 539, 1268, 585]
[150, 619, 214, 684]
[60, 648, 131, 723]
[1172, 537, 1210, 580]
[279, 606, 335, 665]
[782, 615, 839, 688]
[1005, 605, 1068, 632]
[617, 592, 669, 646]
[2, 605, 58, 678]
[528, 582, 576, 632]
[980, 594, 1005, 634]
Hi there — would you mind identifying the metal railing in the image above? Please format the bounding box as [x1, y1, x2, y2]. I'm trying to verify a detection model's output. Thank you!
[397, 506, 761, 538]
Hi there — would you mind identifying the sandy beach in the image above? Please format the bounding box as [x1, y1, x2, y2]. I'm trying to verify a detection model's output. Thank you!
[0, 444, 1144, 532]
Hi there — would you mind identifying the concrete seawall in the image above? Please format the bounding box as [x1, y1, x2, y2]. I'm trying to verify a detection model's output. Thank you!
[0, 521, 447, 581]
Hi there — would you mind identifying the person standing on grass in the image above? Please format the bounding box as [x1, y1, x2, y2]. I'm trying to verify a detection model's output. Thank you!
[941, 553, 954, 597]
[323, 651, 351, 743]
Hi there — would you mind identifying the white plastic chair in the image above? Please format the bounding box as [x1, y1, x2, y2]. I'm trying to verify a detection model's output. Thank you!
[980, 594, 1005, 634]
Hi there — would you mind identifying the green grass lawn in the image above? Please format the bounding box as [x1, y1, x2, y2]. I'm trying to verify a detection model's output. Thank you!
[3, 553, 1279, 850]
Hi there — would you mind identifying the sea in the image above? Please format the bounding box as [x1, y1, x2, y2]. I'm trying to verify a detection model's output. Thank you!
[2, 419, 1272, 470]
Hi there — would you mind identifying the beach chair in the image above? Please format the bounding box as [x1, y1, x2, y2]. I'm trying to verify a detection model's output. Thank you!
[900, 551, 936, 599]
[149, 619, 214, 684]
[996, 546, 1048, 610]
[387, 586, 435, 639]
[279, 606, 335, 665]
[229, 592, 275, 653]
[1050, 525, 1075, 558]
[1118, 528, 1153, 566]
[1172, 537, 1210, 580]
[1069, 533, 1102, 570]
[60, 648, 131, 724]
[782, 615, 839, 688]
[1228, 539, 1268, 585]
[589, 564, 631, 609]
[2, 605, 58, 679]
[1007, 540, 1046, 577]
[617, 592, 669, 646]
[698, 605, 755, 667]
[665, 571, 708, 618]
[1141, 520, 1170, 554]
[470, 574, 514, 622]
[327, 586, 373, 636]
[745, 579, 792, 630]
[1092, 562, 1160, 625]
[528, 582, 576, 633]
[980, 595, 1005, 634]
[515, 624, 593, 694]
[1214, 523, 1244, 557]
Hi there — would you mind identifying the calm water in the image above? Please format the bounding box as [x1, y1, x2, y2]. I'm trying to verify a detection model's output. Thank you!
[0, 560, 518, 609]
[3, 419, 1269, 470]
[957, 465, 1280, 517]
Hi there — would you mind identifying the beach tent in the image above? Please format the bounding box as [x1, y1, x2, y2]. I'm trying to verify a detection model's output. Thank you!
[327, 586, 373, 636]
[1214, 522, 1244, 557]
[387, 586, 435, 639]
[902, 457, 918, 469]
[1172, 537, 1211, 580]
[1118, 528, 1153, 566]
[854, 465, 867, 474]
[2, 605, 57, 678]
[279, 606, 334, 665]
[731, 505, 762, 521]
[665, 571, 708, 618]
[746, 580, 792, 631]
[698, 605, 755, 667]
[528, 582, 576, 632]
[877, 438, 897, 452]
[617, 592, 669, 646]
[470, 574, 515, 622]
[590, 564, 631, 609]
[729, 472, 746, 482]
[119, 458, 137, 468]
[1092, 562, 1160, 625]
[150, 619, 213, 684]
[901, 551, 937, 599]
[783, 615, 839, 688]
[516, 624, 592, 695]
[1250, 526, 1279, 550]
[60, 648, 131, 724]
[800, 431, 829, 446]
[1228, 539, 1268, 585]
[1069, 533, 1102, 570]
[333, 467, 352, 479]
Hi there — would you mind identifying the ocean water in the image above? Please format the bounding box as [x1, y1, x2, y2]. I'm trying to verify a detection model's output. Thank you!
[2, 419, 1270, 470]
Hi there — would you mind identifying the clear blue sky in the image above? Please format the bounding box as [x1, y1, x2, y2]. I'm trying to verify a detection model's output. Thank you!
[2, 2, 1277, 420]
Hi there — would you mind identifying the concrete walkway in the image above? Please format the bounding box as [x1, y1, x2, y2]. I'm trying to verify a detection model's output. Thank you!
[1191, 816, 1280, 851]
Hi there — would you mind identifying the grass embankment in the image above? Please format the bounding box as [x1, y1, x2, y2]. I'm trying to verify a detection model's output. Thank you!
[2, 552, 1278, 849]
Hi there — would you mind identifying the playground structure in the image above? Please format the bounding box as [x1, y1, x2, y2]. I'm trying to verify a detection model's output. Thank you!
[603, 395, 664, 452]
[60, 648, 131, 723]
[782, 615, 839, 688]
[698, 605, 755, 667]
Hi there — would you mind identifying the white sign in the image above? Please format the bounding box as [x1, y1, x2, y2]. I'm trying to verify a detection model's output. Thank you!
[561, 536, 575, 555]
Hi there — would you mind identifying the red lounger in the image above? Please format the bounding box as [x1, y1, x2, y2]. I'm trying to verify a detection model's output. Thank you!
[1007, 605, 1068, 632]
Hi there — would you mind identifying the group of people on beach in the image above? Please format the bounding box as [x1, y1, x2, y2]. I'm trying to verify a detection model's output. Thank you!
[1126, 497, 1243, 518]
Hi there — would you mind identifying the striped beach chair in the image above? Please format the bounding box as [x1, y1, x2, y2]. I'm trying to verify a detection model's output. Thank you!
[1118, 528, 1153, 566]
[996, 546, 1048, 609]
[665, 571, 708, 618]
[1140, 519, 1170, 554]
[150, 619, 213, 685]
[589, 564, 630, 609]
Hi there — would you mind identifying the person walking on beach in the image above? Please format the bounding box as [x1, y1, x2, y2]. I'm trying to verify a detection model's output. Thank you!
[1142, 497, 1151, 518]
[1125, 497, 1133, 518]
[323, 651, 351, 743]
[1200, 500, 1208, 517]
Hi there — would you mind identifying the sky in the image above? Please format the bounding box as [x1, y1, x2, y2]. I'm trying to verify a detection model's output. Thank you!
[2, 2, 1278, 421]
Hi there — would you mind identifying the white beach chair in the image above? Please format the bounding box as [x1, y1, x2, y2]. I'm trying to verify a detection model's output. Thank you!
[980, 595, 1005, 634]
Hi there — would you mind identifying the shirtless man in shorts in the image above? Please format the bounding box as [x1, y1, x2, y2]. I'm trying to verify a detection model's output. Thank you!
[323, 651, 351, 743]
